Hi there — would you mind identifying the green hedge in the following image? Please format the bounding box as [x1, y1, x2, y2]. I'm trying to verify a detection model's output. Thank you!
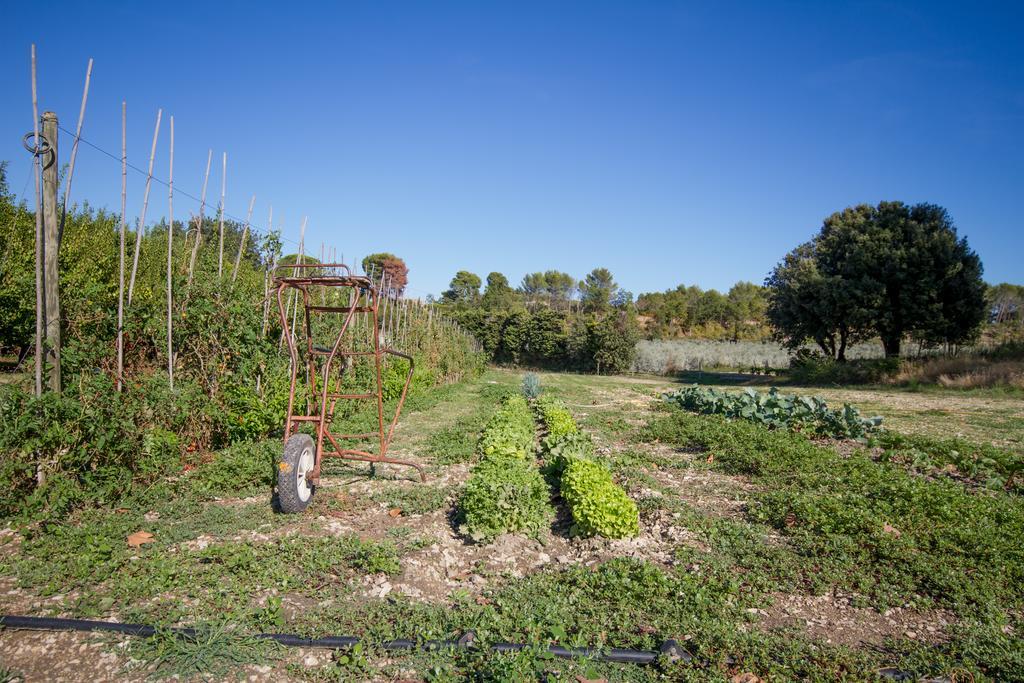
[459, 395, 552, 542]
[534, 397, 639, 539]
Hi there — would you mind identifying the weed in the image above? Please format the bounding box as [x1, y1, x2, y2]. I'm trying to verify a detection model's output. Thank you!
[127, 622, 277, 680]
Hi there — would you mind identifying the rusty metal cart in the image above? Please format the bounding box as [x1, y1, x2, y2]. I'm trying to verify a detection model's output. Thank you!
[274, 262, 423, 513]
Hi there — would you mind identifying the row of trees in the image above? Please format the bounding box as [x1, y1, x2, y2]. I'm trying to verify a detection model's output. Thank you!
[636, 281, 770, 341]
[436, 268, 639, 372]
[441, 267, 632, 313]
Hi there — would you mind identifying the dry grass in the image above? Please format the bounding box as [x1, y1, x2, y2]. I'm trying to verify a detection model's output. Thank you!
[892, 357, 1024, 389]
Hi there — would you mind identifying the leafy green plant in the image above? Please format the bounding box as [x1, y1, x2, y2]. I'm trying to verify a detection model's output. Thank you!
[543, 432, 596, 474]
[560, 457, 640, 539]
[477, 394, 535, 460]
[534, 396, 577, 441]
[663, 385, 882, 438]
[458, 394, 552, 542]
[458, 456, 553, 542]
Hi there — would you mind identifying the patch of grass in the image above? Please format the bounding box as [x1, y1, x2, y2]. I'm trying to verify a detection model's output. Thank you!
[873, 430, 1023, 492]
[186, 440, 277, 498]
[0, 664, 24, 683]
[370, 483, 451, 515]
[127, 622, 278, 680]
[427, 415, 489, 464]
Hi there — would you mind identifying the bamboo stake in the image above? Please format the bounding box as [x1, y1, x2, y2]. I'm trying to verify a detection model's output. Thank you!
[59, 57, 93, 242]
[291, 218, 307, 345]
[187, 149, 212, 286]
[30, 45, 42, 397]
[231, 194, 255, 283]
[261, 205, 274, 335]
[167, 116, 175, 390]
[116, 101, 127, 391]
[128, 108, 161, 305]
[217, 152, 226, 278]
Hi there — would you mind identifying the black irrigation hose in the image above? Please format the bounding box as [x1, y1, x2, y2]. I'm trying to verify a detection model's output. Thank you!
[0, 615, 692, 666]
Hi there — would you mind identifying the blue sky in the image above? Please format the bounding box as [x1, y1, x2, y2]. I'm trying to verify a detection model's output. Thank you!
[2, 1, 1021, 299]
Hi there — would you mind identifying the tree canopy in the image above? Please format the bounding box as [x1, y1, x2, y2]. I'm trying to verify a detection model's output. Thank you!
[361, 252, 409, 298]
[767, 201, 987, 358]
[441, 270, 482, 305]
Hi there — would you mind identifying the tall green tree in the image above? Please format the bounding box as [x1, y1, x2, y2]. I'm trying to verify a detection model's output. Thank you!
[580, 267, 618, 313]
[441, 270, 482, 306]
[481, 272, 518, 311]
[766, 243, 870, 360]
[768, 202, 987, 358]
[543, 270, 576, 309]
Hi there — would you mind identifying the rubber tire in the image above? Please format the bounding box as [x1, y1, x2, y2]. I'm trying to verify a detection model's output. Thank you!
[277, 434, 316, 513]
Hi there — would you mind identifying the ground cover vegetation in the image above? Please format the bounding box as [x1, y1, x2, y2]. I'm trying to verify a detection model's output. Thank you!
[1, 368, 1022, 680]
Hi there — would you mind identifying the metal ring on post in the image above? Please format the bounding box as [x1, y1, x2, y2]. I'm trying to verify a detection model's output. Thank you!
[22, 131, 55, 170]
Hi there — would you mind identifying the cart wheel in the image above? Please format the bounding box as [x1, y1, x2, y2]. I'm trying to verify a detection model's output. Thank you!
[278, 434, 316, 513]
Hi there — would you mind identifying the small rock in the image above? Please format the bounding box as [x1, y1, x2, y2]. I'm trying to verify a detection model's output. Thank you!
[303, 654, 318, 667]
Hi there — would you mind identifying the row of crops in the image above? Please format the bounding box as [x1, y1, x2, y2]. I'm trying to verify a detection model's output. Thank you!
[663, 385, 882, 438]
[457, 390, 639, 542]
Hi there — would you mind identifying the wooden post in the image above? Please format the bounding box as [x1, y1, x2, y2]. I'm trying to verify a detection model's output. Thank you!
[128, 108, 161, 305]
[41, 111, 61, 393]
[167, 116, 175, 390]
[29, 46, 43, 397]
[217, 152, 226, 278]
[117, 101, 127, 391]
[187, 149, 212, 286]
[231, 194, 255, 283]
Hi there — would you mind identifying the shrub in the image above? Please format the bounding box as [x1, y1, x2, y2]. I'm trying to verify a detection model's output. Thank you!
[521, 372, 541, 399]
[458, 456, 553, 542]
[788, 353, 900, 385]
[560, 458, 640, 539]
[0, 375, 181, 520]
[663, 385, 881, 439]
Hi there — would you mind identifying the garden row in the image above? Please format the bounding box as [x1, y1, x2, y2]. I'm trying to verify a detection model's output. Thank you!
[457, 387, 638, 542]
[663, 385, 882, 439]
